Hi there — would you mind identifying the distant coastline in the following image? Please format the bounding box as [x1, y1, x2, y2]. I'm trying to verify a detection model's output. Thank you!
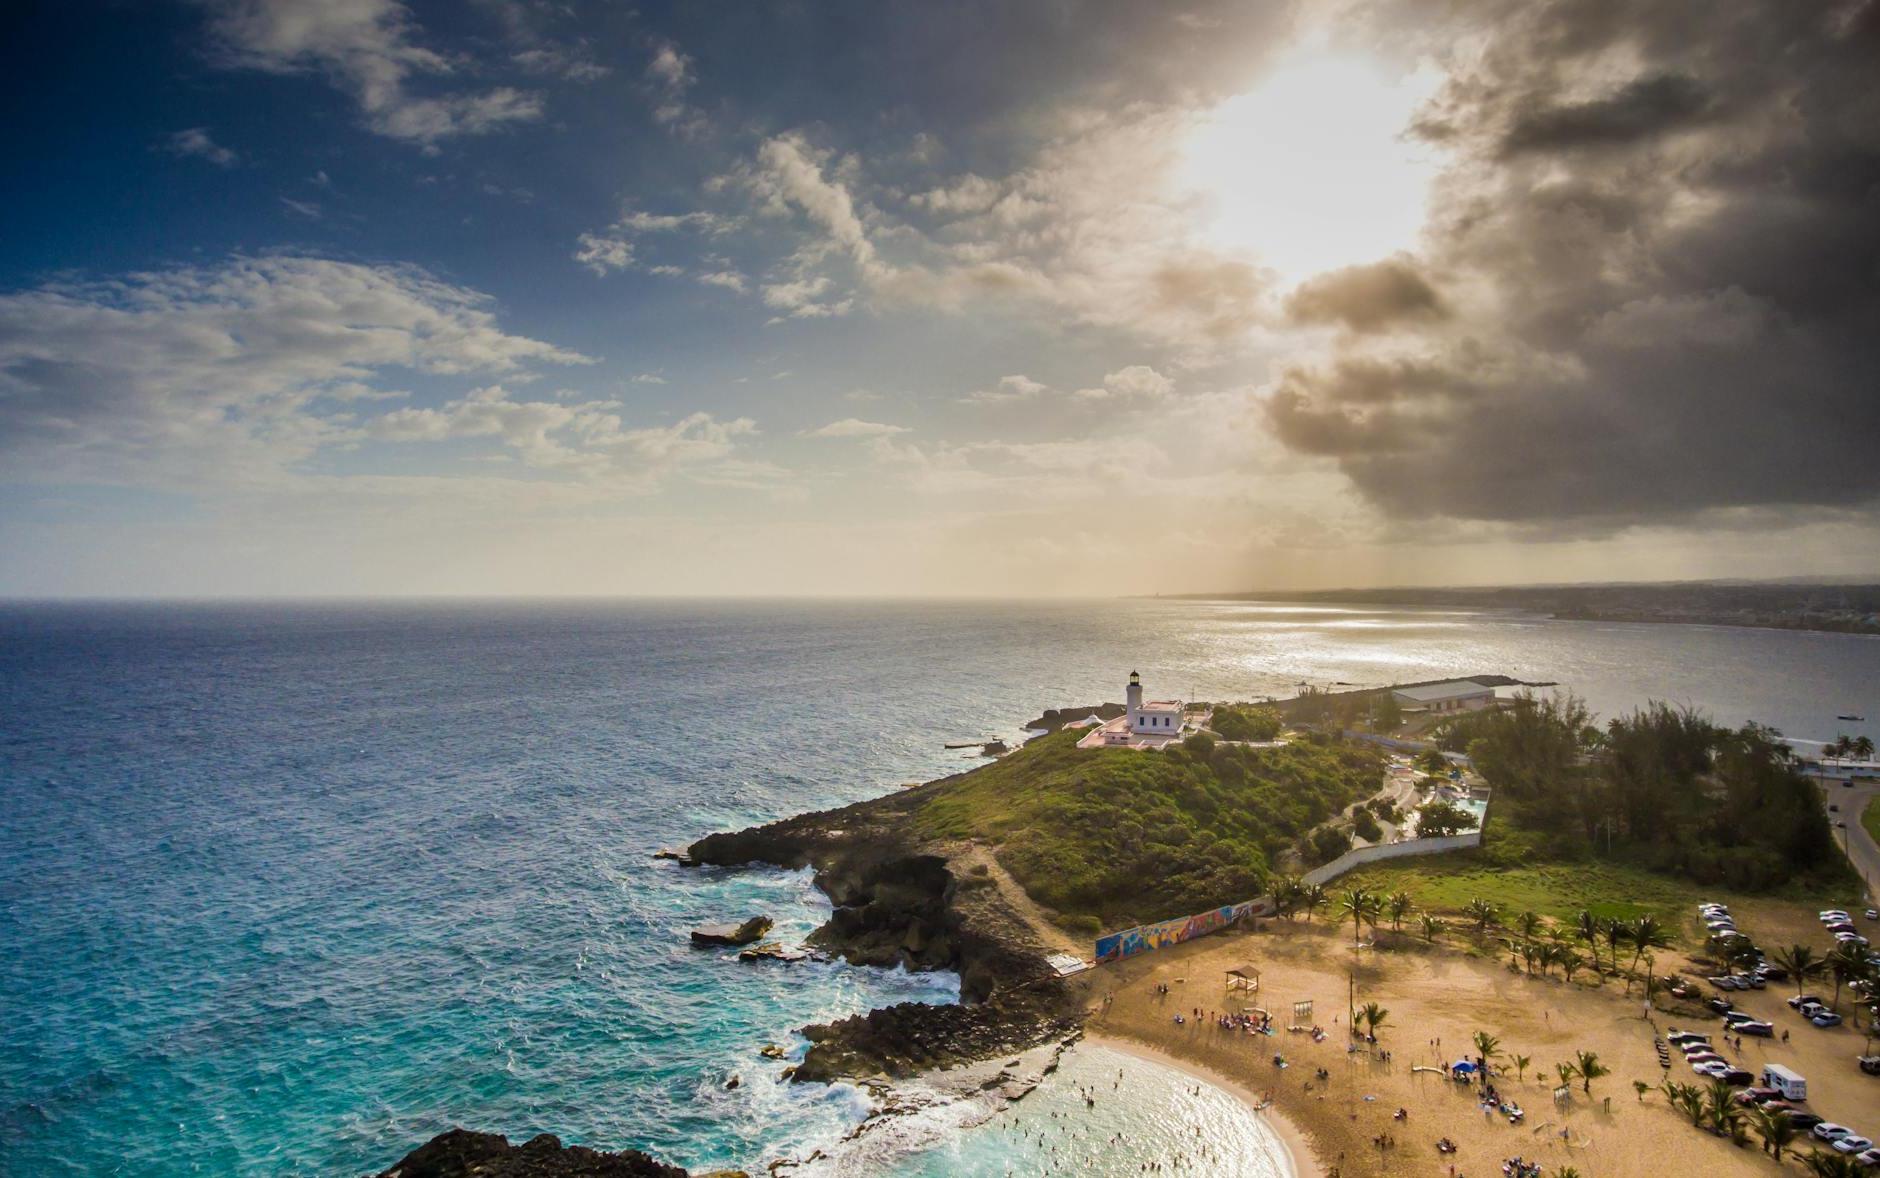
[1167, 579, 1880, 636]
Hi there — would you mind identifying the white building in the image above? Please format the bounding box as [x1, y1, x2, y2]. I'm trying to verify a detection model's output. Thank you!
[1391, 679, 1497, 715]
[1078, 672, 1196, 749]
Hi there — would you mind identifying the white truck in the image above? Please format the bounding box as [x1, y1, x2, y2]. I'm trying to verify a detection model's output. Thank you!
[1762, 1063, 1807, 1102]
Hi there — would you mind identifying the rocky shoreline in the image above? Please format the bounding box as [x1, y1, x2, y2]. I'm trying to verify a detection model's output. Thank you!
[378, 735, 1091, 1176]
[684, 774, 1084, 1084]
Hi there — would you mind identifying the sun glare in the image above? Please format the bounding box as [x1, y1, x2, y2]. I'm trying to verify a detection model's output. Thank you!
[1179, 53, 1442, 286]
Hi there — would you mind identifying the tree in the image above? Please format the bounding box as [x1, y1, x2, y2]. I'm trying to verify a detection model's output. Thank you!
[1339, 887, 1374, 948]
[1473, 1030, 1501, 1067]
[1272, 875, 1306, 920]
[1559, 949, 1585, 985]
[1802, 1151, 1867, 1177]
[1416, 748, 1449, 775]
[1387, 891, 1413, 931]
[1465, 898, 1502, 937]
[1853, 735, 1876, 759]
[1603, 919, 1626, 977]
[1751, 1106, 1799, 1160]
[1512, 1053, 1532, 1082]
[1359, 1001, 1390, 1041]
[1419, 913, 1444, 943]
[1517, 910, 1544, 943]
[1575, 911, 1604, 976]
[1574, 1050, 1609, 1095]
[1826, 941, 1871, 1009]
[1372, 693, 1402, 732]
[1415, 800, 1479, 838]
[1308, 825, 1352, 866]
[1352, 807, 1383, 843]
[1303, 883, 1330, 922]
[1769, 944, 1825, 1000]
[1701, 1079, 1740, 1138]
[1627, 916, 1669, 976]
[1631, 1080, 1649, 1102]
[1555, 1060, 1578, 1090]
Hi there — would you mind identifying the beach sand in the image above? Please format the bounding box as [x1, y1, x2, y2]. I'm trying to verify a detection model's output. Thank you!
[1078, 920, 1862, 1177]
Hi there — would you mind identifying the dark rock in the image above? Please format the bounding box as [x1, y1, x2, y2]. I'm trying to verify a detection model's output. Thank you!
[651, 849, 696, 866]
[375, 1129, 687, 1177]
[737, 941, 810, 963]
[690, 916, 773, 947]
[979, 740, 1009, 757]
[1022, 703, 1124, 733]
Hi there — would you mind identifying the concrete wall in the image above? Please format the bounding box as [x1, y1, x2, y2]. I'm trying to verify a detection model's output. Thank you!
[1302, 831, 1482, 887]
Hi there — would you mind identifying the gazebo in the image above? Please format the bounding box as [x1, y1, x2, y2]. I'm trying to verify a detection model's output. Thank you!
[1224, 963, 1261, 994]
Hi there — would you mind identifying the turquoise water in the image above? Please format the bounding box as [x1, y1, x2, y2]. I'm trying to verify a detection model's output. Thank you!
[2, 599, 1874, 1175]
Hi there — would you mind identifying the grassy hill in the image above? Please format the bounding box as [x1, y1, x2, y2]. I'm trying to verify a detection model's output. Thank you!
[915, 729, 1383, 931]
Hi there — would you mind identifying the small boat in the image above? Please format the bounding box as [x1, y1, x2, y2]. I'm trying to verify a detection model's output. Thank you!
[1837, 714, 1865, 722]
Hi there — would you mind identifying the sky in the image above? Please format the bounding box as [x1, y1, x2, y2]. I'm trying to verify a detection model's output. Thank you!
[2, 0, 1877, 597]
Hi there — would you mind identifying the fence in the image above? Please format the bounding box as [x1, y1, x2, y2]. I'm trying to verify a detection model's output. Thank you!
[1301, 831, 1482, 886]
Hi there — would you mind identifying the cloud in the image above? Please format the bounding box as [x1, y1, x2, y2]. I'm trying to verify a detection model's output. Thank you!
[0, 255, 589, 486]
[962, 374, 1049, 404]
[1262, 0, 1880, 529]
[803, 418, 910, 439]
[644, 40, 708, 136]
[279, 196, 323, 220]
[203, 0, 542, 144]
[510, 45, 608, 83]
[1080, 364, 1174, 400]
[1284, 257, 1447, 332]
[630, 373, 667, 384]
[695, 270, 748, 292]
[573, 232, 633, 275]
[165, 127, 238, 166]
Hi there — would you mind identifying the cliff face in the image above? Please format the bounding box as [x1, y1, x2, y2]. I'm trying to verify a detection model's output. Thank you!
[376, 1130, 690, 1178]
[687, 785, 1082, 1083]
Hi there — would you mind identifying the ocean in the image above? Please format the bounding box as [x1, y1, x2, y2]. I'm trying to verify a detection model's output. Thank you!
[2, 599, 1874, 1176]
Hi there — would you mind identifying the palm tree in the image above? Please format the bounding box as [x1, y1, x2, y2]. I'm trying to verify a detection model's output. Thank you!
[1559, 948, 1585, 985]
[1517, 909, 1543, 943]
[1472, 1030, 1501, 1072]
[1464, 898, 1501, 938]
[1338, 887, 1373, 947]
[1701, 1079, 1740, 1137]
[1303, 883, 1329, 922]
[1603, 919, 1627, 978]
[1853, 735, 1876, 759]
[1272, 875, 1305, 920]
[1769, 944, 1825, 1000]
[1555, 1060, 1577, 1091]
[1803, 1150, 1867, 1177]
[1826, 941, 1871, 1009]
[1419, 913, 1444, 943]
[1574, 909, 1600, 958]
[1554, 1169, 1582, 1178]
[1627, 916, 1669, 975]
[1661, 1080, 1703, 1126]
[1631, 1080, 1649, 1102]
[1387, 891, 1413, 931]
[1751, 1106, 1800, 1160]
[1574, 1050, 1609, 1095]
[1359, 1001, 1390, 1041]
[1512, 1053, 1532, 1083]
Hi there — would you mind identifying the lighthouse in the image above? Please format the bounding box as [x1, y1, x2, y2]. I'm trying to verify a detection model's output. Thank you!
[1125, 670, 1143, 728]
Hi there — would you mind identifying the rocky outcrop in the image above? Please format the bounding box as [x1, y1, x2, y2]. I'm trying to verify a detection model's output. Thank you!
[690, 916, 773, 946]
[375, 1129, 691, 1177]
[687, 788, 1082, 1084]
[1022, 703, 1123, 733]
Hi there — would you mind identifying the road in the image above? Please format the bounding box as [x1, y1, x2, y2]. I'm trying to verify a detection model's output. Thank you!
[1822, 777, 1880, 905]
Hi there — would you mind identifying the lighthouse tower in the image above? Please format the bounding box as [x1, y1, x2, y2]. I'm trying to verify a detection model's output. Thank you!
[1125, 670, 1143, 729]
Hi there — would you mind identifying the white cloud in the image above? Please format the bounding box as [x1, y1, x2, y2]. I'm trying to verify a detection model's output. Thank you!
[165, 127, 238, 167]
[630, 373, 668, 384]
[962, 374, 1049, 404]
[1076, 364, 1174, 399]
[695, 270, 748, 292]
[644, 40, 708, 136]
[279, 196, 323, 220]
[0, 255, 589, 486]
[803, 418, 910, 439]
[574, 232, 634, 275]
[204, 0, 542, 144]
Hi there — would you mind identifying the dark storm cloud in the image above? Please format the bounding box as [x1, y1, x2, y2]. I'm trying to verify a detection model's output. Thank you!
[1498, 72, 1714, 155]
[1269, 0, 1880, 528]
[1284, 257, 1448, 332]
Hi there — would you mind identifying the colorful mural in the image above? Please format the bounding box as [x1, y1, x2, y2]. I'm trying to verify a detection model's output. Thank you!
[1094, 899, 1260, 963]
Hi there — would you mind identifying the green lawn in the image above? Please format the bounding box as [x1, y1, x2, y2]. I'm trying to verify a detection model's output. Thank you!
[1337, 849, 1833, 939]
[1864, 795, 1880, 847]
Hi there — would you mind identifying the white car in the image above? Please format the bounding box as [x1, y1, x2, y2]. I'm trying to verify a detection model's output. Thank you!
[1812, 1011, 1844, 1027]
[1832, 1136, 1874, 1154]
[1710, 976, 1742, 990]
[1815, 1123, 1855, 1143]
[1865, 908, 1880, 920]
[1822, 909, 1851, 919]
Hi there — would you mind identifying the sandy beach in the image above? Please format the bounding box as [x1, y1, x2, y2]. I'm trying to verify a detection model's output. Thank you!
[1078, 918, 1871, 1177]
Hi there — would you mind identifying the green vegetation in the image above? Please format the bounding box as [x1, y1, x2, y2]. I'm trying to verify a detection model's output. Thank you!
[1209, 704, 1283, 742]
[1413, 800, 1477, 837]
[1864, 795, 1880, 847]
[1434, 694, 1849, 891]
[916, 728, 1383, 926]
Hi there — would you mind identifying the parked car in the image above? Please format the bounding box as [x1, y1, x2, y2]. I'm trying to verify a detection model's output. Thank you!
[1832, 1136, 1874, 1154]
[1733, 973, 1766, 989]
[1694, 1060, 1731, 1078]
[1707, 997, 1736, 1015]
[1724, 1011, 1762, 1026]
[1857, 1147, 1880, 1167]
[1710, 976, 1741, 990]
[1734, 1086, 1782, 1105]
[1688, 1051, 1725, 1065]
[1788, 1113, 1826, 1131]
[1821, 910, 1852, 920]
[1668, 1031, 1709, 1046]
[1860, 1055, 1880, 1076]
[1720, 1068, 1755, 1086]
[1756, 963, 1789, 981]
[1681, 1040, 1715, 1054]
[1791, 994, 1828, 1009]
[1814, 1123, 1856, 1143]
[1734, 1020, 1775, 1036]
[1813, 1012, 1845, 1027]
[1865, 908, 1879, 921]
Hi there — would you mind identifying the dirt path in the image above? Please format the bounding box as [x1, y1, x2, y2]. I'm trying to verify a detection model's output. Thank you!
[952, 842, 1087, 958]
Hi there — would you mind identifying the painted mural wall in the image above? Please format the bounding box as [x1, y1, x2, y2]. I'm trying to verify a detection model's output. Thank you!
[1094, 899, 1261, 963]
